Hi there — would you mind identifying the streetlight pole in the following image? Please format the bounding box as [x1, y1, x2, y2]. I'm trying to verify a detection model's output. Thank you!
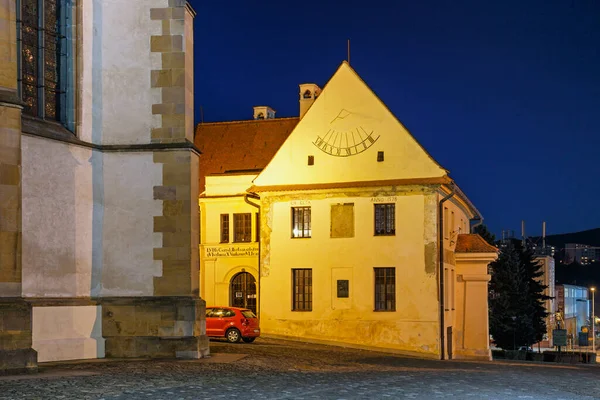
[592, 287, 596, 354]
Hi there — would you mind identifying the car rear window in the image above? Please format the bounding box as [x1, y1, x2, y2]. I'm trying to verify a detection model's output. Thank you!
[241, 310, 256, 318]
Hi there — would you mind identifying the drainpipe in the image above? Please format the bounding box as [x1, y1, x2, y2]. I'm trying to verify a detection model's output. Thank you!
[244, 193, 261, 319]
[439, 184, 455, 360]
[470, 215, 483, 234]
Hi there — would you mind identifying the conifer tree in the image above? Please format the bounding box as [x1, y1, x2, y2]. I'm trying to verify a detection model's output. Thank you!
[488, 240, 548, 349]
[474, 224, 496, 245]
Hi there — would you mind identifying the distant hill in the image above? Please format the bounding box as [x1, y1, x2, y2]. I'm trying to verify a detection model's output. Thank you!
[529, 227, 600, 250]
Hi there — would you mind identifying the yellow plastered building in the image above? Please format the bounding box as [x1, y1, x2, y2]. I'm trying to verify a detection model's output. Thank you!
[196, 62, 497, 360]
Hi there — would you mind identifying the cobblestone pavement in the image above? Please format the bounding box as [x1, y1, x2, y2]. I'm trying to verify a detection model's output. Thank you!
[1, 338, 599, 399]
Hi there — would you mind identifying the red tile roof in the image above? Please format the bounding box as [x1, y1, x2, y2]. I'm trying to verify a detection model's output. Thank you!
[194, 117, 299, 192]
[455, 234, 498, 253]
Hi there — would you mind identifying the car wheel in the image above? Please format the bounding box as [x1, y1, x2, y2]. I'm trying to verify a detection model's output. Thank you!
[242, 337, 256, 343]
[226, 328, 241, 343]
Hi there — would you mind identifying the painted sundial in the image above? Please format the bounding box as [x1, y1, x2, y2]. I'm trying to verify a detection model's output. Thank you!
[312, 108, 380, 157]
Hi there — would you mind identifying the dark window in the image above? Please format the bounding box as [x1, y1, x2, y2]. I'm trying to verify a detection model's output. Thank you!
[374, 267, 396, 311]
[303, 89, 312, 99]
[256, 112, 265, 119]
[337, 280, 349, 298]
[17, 0, 75, 130]
[292, 207, 311, 238]
[220, 214, 229, 243]
[377, 151, 384, 162]
[233, 213, 251, 242]
[255, 213, 260, 242]
[374, 204, 395, 235]
[308, 155, 314, 165]
[292, 269, 312, 311]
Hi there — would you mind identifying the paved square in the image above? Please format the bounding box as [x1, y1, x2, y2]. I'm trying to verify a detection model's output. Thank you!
[1, 339, 598, 399]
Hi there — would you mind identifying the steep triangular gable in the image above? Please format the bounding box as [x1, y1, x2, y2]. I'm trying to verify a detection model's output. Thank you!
[253, 62, 447, 189]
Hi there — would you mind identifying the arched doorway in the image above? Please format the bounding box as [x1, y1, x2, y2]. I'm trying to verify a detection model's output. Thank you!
[230, 272, 257, 314]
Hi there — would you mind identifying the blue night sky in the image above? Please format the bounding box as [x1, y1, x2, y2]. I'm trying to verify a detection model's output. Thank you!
[189, 0, 600, 238]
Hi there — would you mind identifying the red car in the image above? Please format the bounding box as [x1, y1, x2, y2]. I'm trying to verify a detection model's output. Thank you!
[205, 307, 260, 343]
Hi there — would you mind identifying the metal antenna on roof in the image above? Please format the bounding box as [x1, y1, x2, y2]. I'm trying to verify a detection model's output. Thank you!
[347, 39, 351, 65]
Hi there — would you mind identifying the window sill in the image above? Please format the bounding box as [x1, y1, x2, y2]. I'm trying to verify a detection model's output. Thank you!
[22, 114, 77, 143]
[291, 310, 312, 312]
[373, 309, 396, 312]
[374, 234, 395, 237]
[291, 236, 311, 239]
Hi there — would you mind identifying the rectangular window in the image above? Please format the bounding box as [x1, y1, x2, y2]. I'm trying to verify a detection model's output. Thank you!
[330, 203, 354, 238]
[374, 204, 395, 235]
[292, 207, 311, 238]
[292, 269, 312, 311]
[220, 214, 229, 243]
[17, 0, 75, 131]
[451, 211, 455, 235]
[374, 267, 396, 311]
[255, 213, 260, 242]
[233, 213, 251, 242]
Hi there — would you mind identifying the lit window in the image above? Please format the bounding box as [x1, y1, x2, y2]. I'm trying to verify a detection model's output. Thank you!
[292, 207, 311, 238]
[17, 0, 75, 131]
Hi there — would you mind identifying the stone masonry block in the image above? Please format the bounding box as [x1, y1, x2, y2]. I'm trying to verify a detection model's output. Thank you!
[163, 200, 186, 216]
[0, 208, 18, 231]
[162, 87, 185, 103]
[162, 114, 185, 128]
[176, 185, 190, 200]
[0, 184, 18, 208]
[150, 8, 172, 20]
[175, 246, 191, 261]
[162, 19, 171, 35]
[153, 247, 176, 261]
[151, 127, 173, 140]
[162, 52, 185, 69]
[171, 7, 185, 19]
[0, 129, 20, 150]
[0, 147, 20, 165]
[171, 69, 185, 87]
[162, 232, 189, 247]
[169, 0, 186, 7]
[170, 19, 185, 35]
[177, 305, 194, 321]
[153, 186, 176, 200]
[0, 163, 19, 186]
[151, 69, 172, 88]
[153, 275, 189, 296]
[152, 103, 175, 115]
[154, 216, 177, 233]
[150, 35, 182, 53]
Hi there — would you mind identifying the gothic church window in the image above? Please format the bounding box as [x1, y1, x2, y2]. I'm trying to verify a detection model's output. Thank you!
[17, 0, 75, 131]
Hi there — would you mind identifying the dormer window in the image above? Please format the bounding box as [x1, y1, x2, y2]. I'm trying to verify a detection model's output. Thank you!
[303, 90, 312, 99]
